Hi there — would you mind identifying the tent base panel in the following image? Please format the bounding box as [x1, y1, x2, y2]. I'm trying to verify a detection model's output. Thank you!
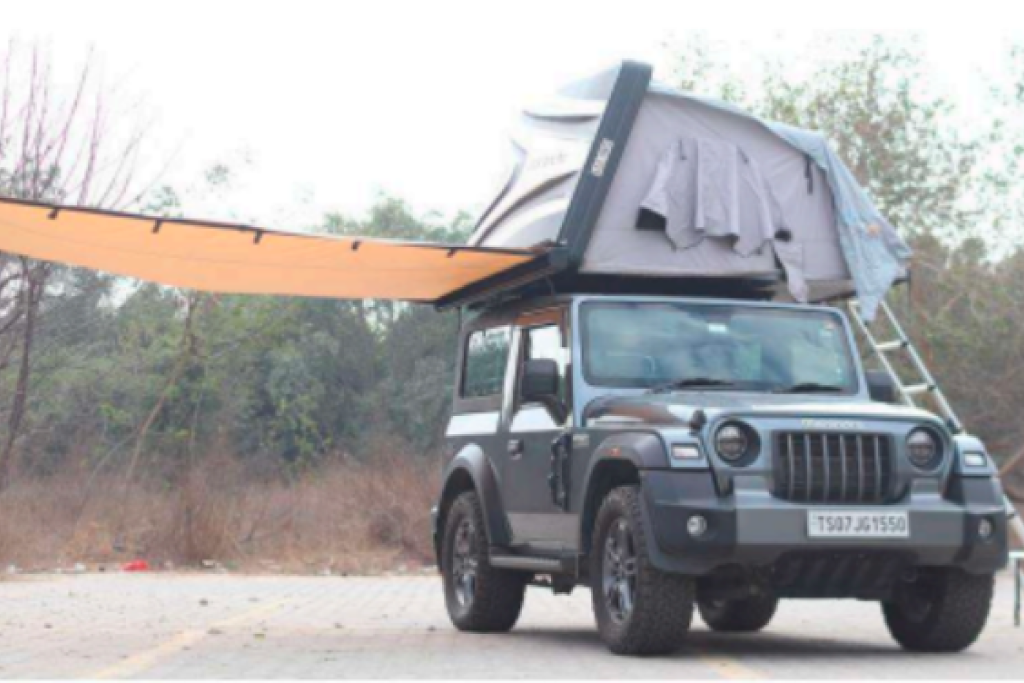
[436, 251, 895, 311]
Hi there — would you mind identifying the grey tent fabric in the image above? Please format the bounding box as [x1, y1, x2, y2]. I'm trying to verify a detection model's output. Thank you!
[469, 66, 911, 320]
[640, 137, 776, 256]
[583, 91, 844, 287]
[767, 122, 911, 320]
[646, 86, 911, 319]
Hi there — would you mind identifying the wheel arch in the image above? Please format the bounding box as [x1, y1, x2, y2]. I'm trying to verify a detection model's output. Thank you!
[580, 458, 640, 556]
[579, 432, 667, 556]
[435, 444, 510, 563]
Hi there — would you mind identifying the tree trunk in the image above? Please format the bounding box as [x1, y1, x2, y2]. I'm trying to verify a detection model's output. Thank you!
[0, 265, 43, 490]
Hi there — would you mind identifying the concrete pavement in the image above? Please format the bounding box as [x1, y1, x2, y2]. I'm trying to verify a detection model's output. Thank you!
[0, 572, 1020, 678]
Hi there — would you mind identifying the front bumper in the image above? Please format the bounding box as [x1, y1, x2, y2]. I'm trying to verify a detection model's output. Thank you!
[641, 470, 1009, 577]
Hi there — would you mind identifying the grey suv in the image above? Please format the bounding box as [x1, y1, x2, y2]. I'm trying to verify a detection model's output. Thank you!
[432, 294, 1008, 655]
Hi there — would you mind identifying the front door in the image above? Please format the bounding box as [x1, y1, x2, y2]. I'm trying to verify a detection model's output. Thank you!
[503, 309, 575, 550]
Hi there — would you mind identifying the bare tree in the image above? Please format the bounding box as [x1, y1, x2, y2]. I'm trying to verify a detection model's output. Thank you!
[0, 41, 153, 488]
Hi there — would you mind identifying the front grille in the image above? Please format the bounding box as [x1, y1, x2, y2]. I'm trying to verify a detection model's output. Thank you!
[772, 432, 893, 504]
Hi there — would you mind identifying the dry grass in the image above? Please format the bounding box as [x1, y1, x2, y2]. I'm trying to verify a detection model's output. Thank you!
[0, 440, 438, 574]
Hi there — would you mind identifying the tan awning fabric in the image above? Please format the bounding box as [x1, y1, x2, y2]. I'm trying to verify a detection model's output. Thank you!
[0, 198, 539, 302]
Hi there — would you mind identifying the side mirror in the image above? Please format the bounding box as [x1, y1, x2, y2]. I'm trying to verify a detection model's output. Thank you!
[866, 370, 898, 404]
[522, 359, 559, 402]
[521, 359, 567, 423]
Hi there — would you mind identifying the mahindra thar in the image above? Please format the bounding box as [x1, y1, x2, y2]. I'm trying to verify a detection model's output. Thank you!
[432, 294, 1008, 655]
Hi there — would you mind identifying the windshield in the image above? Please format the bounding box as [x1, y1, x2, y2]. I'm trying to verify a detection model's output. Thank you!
[581, 302, 859, 394]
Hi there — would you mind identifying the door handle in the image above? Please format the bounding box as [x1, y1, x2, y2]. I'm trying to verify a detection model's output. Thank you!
[507, 439, 524, 459]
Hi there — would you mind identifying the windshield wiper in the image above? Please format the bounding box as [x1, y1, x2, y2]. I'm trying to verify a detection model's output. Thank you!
[648, 377, 736, 394]
[773, 382, 846, 394]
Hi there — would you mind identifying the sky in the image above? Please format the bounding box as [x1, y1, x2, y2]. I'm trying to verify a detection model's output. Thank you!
[3, 0, 1022, 231]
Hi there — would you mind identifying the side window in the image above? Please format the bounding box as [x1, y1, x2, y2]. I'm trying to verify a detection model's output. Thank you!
[522, 324, 569, 405]
[462, 327, 511, 398]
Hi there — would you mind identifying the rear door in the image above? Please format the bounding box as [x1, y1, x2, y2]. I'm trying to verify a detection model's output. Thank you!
[502, 308, 575, 550]
[446, 323, 514, 539]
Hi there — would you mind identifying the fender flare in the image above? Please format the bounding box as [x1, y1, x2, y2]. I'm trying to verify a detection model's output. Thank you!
[436, 443, 510, 553]
[577, 431, 669, 553]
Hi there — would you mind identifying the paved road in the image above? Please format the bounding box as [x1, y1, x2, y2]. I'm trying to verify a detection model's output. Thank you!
[0, 572, 1020, 679]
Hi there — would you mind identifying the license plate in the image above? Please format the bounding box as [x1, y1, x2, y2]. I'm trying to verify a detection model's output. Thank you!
[807, 510, 910, 538]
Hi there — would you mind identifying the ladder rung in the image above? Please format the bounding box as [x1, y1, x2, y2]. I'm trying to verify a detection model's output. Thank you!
[876, 340, 908, 352]
[904, 384, 934, 396]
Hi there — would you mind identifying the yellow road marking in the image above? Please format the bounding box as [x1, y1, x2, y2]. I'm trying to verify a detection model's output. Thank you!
[689, 646, 767, 680]
[91, 599, 287, 680]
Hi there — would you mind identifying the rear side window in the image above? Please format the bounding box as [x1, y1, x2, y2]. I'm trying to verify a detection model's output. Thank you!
[462, 327, 511, 398]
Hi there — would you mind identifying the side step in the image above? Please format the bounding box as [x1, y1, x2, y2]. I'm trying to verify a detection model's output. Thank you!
[489, 551, 573, 574]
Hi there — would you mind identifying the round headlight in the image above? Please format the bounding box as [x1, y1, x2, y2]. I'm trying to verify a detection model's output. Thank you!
[907, 428, 942, 470]
[715, 423, 751, 462]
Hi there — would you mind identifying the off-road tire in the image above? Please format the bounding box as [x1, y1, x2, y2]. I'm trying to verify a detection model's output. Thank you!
[882, 569, 994, 653]
[442, 491, 526, 633]
[697, 592, 778, 633]
[591, 485, 694, 656]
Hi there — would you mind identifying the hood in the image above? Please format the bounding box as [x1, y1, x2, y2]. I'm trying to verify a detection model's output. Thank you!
[583, 392, 937, 428]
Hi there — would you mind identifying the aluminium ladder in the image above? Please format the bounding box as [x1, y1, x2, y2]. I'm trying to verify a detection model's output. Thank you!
[847, 298, 962, 433]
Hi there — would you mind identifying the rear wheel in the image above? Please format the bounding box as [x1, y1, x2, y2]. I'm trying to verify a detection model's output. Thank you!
[591, 485, 694, 655]
[698, 592, 778, 633]
[442, 491, 526, 632]
[882, 568, 994, 652]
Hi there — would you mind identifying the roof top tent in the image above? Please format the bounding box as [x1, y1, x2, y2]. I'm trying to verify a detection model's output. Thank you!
[444, 61, 910, 320]
[0, 60, 907, 320]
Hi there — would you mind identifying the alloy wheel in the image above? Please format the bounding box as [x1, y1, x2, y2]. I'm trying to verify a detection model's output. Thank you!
[452, 517, 478, 608]
[602, 518, 638, 623]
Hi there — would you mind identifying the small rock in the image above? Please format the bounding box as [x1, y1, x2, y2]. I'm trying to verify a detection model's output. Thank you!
[208, 628, 223, 636]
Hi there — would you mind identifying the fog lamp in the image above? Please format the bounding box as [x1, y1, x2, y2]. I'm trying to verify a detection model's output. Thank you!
[687, 515, 708, 538]
[978, 517, 994, 540]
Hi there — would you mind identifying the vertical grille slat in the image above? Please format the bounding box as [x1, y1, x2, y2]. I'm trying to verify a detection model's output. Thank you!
[804, 436, 814, 502]
[819, 436, 827, 505]
[874, 435, 883, 501]
[786, 434, 796, 500]
[857, 436, 866, 502]
[773, 432, 892, 504]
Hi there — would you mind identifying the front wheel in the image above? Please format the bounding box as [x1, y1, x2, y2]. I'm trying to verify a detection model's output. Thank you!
[591, 485, 695, 655]
[882, 568, 994, 652]
[442, 491, 527, 632]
